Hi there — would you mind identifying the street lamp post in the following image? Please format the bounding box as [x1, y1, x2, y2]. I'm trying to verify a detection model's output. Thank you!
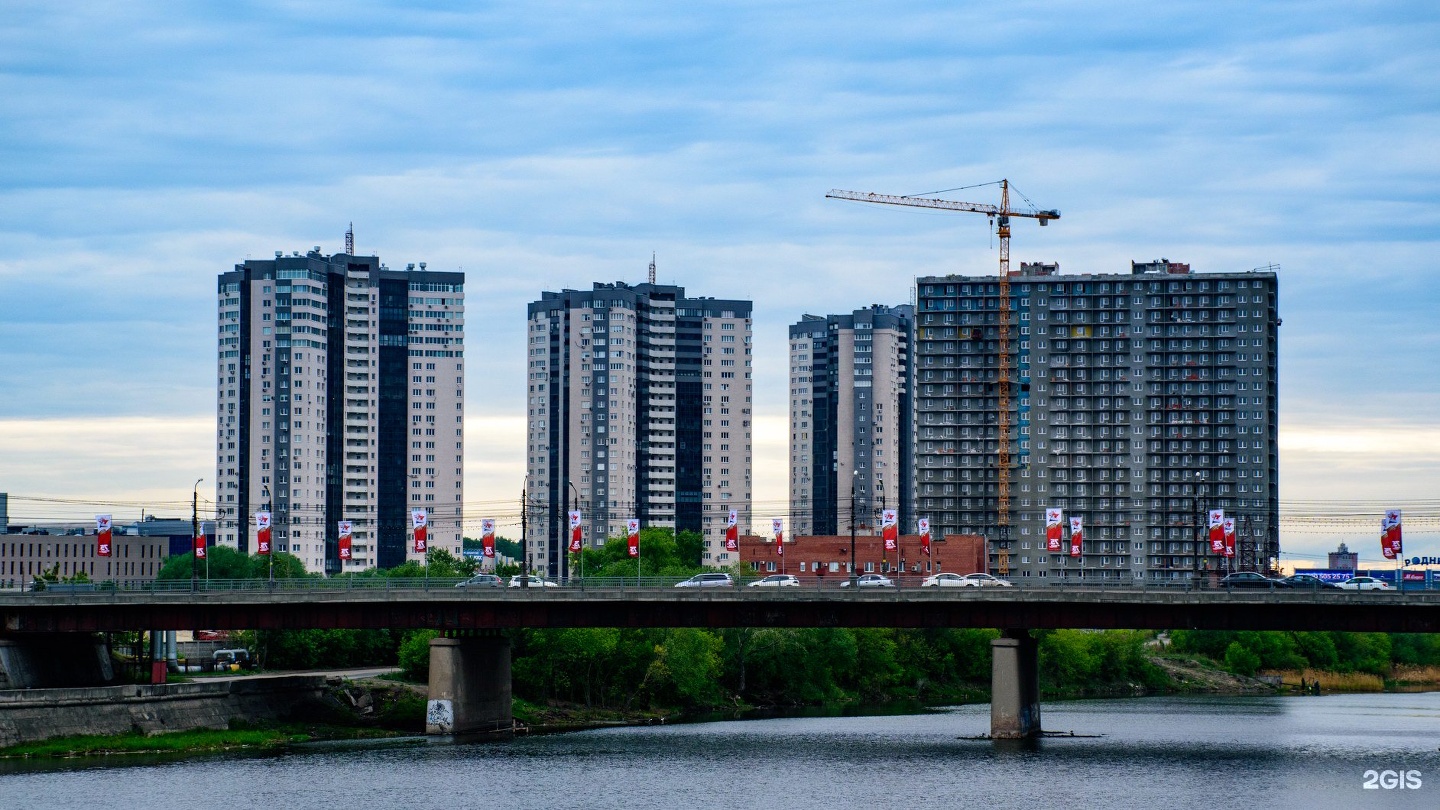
[849, 470, 858, 586]
[568, 481, 581, 585]
[262, 486, 274, 586]
[191, 478, 203, 592]
[520, 487, 529, 589]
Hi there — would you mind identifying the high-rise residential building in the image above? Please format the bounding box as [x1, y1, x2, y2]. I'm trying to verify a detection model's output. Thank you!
[788, 305, 914, 536]
[216, 247, 464, 574]
[526, 282, 752, 578]
[914, 260, 1279, 583]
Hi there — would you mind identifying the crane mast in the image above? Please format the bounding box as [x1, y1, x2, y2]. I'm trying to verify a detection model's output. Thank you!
[826, 182, 1058, 572]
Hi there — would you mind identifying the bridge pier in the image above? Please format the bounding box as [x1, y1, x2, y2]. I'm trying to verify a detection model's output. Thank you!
[426, 632, 512, 737]
[990, 629, 1041, 739]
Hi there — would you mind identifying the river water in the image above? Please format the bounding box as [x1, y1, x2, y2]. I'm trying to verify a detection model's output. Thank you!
[4, 693, 1437, 809]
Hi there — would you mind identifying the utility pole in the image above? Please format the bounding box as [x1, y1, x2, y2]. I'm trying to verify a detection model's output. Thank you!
[569, 481, 582, 585]
[520, 487, 529, 589]
[191, 478, 203, 592]
[263, 486, 274, 586]
[849, 471, 858, 586]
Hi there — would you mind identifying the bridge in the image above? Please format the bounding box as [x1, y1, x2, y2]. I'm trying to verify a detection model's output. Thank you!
[4, 585, 1438, 739]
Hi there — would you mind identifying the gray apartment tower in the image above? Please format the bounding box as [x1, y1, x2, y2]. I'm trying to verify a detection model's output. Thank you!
[914, 261, 1278, 582]
[789, 305, 915, 536]
[216, 247, 464, 575]
[526, 282, 752, 578]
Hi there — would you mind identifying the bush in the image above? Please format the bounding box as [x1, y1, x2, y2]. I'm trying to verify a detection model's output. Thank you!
[397, 630, 439, 682]
[1224, 641, 1262, 676]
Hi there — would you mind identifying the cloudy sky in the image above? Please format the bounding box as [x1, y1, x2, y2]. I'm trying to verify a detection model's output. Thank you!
[2, 1, 1437, 569]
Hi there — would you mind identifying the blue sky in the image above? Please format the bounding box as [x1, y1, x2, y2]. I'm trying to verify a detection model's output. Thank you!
[2, 1, 1438, 568]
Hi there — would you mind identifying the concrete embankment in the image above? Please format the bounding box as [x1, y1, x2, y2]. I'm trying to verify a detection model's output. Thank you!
[0, 675, 333, 747]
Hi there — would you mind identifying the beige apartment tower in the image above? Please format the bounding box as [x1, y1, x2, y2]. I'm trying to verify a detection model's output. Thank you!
[526, 282, 752, 579]
[216, 247, 464, 574]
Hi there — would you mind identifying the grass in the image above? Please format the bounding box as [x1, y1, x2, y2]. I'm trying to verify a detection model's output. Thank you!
[1391, 665, 1440, 686]
[1267, 668, 1385, 692]
[0, 723, 404, 760]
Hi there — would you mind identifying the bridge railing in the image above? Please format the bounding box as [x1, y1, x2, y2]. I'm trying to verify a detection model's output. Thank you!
[13, 574, 1433, 594]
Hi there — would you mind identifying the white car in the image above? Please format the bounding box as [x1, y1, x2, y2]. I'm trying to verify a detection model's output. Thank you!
[920, 572, 968, 587]
[957, 572, 1014, 588]
[840, 573, 895, 588]
[675, 572, 735, 588]
[508, 575, 560, 588]
[748, 574, 801, 587]
[1337, 576, 1390, 591]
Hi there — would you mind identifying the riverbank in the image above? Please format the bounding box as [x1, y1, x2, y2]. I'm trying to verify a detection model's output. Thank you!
[4, 653, 1432, 761]
[0, 723, 404, 759]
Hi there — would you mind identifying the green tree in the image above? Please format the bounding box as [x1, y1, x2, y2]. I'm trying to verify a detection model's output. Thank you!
[382, 548, 477, 580]
[397, 630, 439, 682]
[1224, 641, 1262, 676]
[643, 629, 724, 708]
[155, 546, 309, 581]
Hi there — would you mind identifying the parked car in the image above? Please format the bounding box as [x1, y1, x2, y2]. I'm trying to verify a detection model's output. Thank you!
[748, 574, 800, 588]
[840, 573, 895, 588]
[675, 572, 735, 588]
[1282, 574, 1341, 590]
[455, 573, 503, 588]
[1337, 576, 1390, 591]
[1219, 571, 1290, 589]
[920, 572, 968, 587]
[508, 575, 560, 588]
[957, 573, 1014, 588]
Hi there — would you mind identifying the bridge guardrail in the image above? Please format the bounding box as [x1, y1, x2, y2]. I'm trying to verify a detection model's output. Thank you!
[13, 573, 1436, 595]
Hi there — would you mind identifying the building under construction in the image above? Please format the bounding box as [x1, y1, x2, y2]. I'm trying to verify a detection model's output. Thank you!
[913, 260, 1279, 582]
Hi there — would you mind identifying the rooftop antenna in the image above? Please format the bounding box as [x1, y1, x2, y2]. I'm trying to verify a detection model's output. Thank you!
[648, 252, 656, 285]
[345, 222, 355, 255]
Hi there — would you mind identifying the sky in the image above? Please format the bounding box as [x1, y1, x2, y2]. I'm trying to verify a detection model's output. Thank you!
[2, 1, 1438, 570]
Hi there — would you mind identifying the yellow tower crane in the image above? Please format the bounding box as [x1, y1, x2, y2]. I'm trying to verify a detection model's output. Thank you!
[826, 182, 1059, 572]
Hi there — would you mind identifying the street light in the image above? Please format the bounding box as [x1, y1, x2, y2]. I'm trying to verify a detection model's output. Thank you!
[262, 485, 273, 585]
[849, 470, 858, 586]
[191, 478, 203, 591]
[568, 480, 581, 584]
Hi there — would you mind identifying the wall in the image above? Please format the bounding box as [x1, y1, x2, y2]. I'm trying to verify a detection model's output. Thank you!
[0, 675, 332, 747]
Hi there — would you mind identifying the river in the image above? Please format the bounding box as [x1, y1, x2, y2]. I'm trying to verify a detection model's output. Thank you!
[4, 693, 1437, 809]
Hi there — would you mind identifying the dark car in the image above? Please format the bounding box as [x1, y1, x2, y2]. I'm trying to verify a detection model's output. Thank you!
[1219, 571, 1290, 589]
[1282, 574, 1341, 590]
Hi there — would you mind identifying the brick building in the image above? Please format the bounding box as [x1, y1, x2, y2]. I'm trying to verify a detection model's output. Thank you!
[737, 533, 985, 582]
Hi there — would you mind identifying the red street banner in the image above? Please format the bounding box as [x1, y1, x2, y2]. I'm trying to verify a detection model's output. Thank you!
[1385, 509, 1403, 557]
[1045, 508, 1063, 552]
[1209, 509, 1226, 553]
[772, 518, 784, 557]
[568, 510, 583, 553]
[194, 533, 207, 559]
[1068, 517, 1083, 558]
[338, 520, 353, 561]
[1381, 510, 1402, 559]
[881, 509, 898, 551]
[918, 518, 931, 557]
[725, 509, 738, 552]
[412, 509, 428, 553]
[481, 518, 496, 558]
[627, 518, 640, 558]
[255, 511, 272, 555]
[1223, 517, 1236, 558]
[95, 515, 112, 558]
